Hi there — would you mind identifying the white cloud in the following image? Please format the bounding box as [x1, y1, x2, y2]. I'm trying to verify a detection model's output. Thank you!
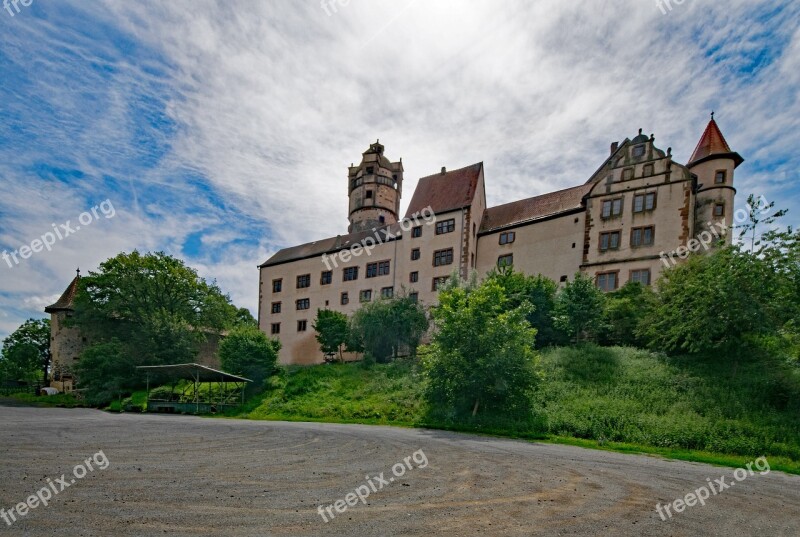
[0, 0, 798, 341]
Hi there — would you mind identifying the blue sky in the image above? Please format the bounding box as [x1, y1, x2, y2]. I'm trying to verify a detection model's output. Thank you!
[0, 0, 798, 341]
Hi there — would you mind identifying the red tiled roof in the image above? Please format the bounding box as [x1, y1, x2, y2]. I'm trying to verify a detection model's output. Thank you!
[45, 275, 80, 313]
[688, 118, 743, 167]
[404, 162, 483, 218]
[480, 183, 592, 233]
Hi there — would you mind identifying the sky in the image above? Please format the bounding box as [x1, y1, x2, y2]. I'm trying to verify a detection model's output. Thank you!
[0, 0, 798, 341]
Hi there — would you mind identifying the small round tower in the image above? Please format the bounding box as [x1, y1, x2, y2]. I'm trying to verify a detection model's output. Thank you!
[688, 114, 743, 243]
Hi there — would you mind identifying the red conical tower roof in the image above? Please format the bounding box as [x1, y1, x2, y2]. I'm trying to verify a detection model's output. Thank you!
[45, 269, 81, 313]
[688, 114, 744, 168]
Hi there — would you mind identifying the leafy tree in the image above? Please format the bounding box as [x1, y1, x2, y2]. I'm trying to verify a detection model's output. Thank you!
[313, 309, 350, 362]
[423, 277, 541, 420]
[489, 266, 560, 347]
[0, 318, 50, 382]
[641, 246, 779, 355]
[553, 273, 606, 344]
[74, 340, 137, 406]
[73, 251, 243, 366]
[219, 325, 281, 388]
[736, 193, 788, 253]
[601, 282, 656, 347]
[350, 293, 429, 363]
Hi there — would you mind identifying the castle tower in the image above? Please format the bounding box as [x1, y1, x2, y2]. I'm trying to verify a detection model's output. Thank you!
[688, 114, 743, 244]
[347, 141, 403, 233]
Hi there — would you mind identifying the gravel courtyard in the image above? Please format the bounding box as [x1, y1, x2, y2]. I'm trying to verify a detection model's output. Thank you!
[0, 405, 798, 536]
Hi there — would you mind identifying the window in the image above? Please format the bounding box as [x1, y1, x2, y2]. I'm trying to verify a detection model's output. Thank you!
[381, 286, 394, 298]
[599, 231, 621, 251]
[560, 275, 568, 283]
[343, 266, 359, 281]
[633, 144, 646, 157]
[497, 254, 513, 267]
[366, 166, 374, 174]
[360, 289, 372, 302]
[435, 219, 456, 235]
[321, 271, 332, 285]
[412, 226, 422, 238]
[409, 292, 419, 303]
[597, 272, 618, 292]
[366, 260, 390, 278]
[409, 271, 419, 283]
[602, 198, 623, 219]
[432, 276, 449, 291]
[630, 269, 651, 286]
[631, 226, 655, 247]
[714, 203, 725, 217]
[715, 170, 726, 184]
[272, 279, 282, 293]
[341, 292, 349, 305]
[296, 298, 310, 310]
[633, 192, 656, 213]
[622, 168, 634, 181]
[365, 190, 373, 199]
[643, 163, 654, 176]
[270, 323, 280, 335]
[271, 302, 281, 314]
[433, 248, 454, 266]
[499, 231, 515, 245]
[296, 274, 311, 289]
[297, 320, 307, 332]
[410, 248, 421, 261]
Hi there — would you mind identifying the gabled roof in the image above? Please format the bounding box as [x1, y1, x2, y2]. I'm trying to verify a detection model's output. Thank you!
[404, 162, 483, 218]
[45, 275, 80, 313]
[688, 118, 744, 168]
[480, 183, 592, 233]
[260, 223, 403, 268]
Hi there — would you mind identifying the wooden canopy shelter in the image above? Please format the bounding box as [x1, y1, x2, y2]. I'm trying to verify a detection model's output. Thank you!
[137, 363, 251, 414]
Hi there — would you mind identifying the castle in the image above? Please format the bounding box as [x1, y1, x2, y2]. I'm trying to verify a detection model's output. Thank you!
[258, 116, 742, 364]
[45, 116, 742, 374]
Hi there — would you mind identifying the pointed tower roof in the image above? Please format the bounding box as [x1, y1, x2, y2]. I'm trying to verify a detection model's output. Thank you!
[688, 115, 744, 168]
[45, 269, 81, 313]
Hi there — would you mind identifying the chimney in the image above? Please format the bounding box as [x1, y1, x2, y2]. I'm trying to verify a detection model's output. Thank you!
[441, 167, 447, 174]
[610, 142, 619, 155]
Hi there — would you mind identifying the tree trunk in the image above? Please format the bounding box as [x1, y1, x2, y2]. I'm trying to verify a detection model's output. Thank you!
[472, 399, 480, 417]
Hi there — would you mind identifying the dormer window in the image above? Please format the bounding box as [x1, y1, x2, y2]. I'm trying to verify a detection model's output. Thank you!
[633, 145, 646, 157]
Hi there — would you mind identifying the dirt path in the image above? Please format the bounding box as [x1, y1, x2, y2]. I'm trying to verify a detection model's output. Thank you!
[0, 406, 797, 536]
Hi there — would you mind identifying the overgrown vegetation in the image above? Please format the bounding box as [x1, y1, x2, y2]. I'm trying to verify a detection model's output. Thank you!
[232, 347, 800, 473]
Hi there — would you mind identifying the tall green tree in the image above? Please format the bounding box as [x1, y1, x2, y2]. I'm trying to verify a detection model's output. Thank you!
[73, 251, 244, 366]
[602, 282, 656, 347]
[423, 277, 540, 420]
[218, 325, 281, 388]
[553, 273, 606, 344]
[350, 293, 429, 363]
[313, 309, 350, 362]
[0, 318, 50, 382]
[489, 267, 560, 347]
[641, 246, 779, 355]
[74, 339, 136, 406]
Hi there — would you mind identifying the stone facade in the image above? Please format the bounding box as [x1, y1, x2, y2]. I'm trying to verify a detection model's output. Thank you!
[259, 118, 743, 365]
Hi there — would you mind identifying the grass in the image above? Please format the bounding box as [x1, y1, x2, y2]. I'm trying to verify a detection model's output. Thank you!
[6, 392, 86, 408]
[241, 360, 425, 425]
[230, 346, 800, 474]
